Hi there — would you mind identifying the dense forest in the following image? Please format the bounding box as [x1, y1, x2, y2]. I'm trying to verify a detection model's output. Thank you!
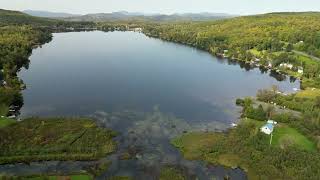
[142, 12, 320, 87]
[0, 26, 52, 116]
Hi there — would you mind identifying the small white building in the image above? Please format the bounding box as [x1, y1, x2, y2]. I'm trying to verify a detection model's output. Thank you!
[260, 120, 277, 135]
[133, 27, 142, 32]
[231, 123, 238, 127]
[260, 123, 274, 135]
[279, 63, 293, 69]
[298, 67, 304, 74]
[267, 120, 277, 125]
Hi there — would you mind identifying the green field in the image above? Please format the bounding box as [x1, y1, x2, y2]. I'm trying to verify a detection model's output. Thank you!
[0, 104, 9, 116]
[0, 118, 117, 164]
[272, 125, 316, 151]
[245, 118, 316, 151]
[295, 87, 320, 99]
[0, 117, 15, 128]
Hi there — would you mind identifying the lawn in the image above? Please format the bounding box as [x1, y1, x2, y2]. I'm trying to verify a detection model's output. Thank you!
[272, 125, 316, 151]
[0, 103, 9, 116]
[245, 118, 316, 151]
[0, 117, 15, 128]
[295, 87, 320, 99]
[0, 117, 117, 164]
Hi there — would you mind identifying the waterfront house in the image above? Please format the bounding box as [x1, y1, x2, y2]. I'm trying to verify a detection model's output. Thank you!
[279, 63, 293, 69]
[260, 120, 277, 135]
[298, 67, 304, 74]
[223, 49, 229, 58]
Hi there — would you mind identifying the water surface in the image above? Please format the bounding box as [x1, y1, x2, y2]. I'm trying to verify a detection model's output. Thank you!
[19, 31, 298, 122]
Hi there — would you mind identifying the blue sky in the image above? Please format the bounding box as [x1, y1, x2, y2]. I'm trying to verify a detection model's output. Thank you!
[1, 0, 319, 15]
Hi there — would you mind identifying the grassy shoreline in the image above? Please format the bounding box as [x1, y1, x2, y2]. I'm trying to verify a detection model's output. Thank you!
[172, 87, 320, 179]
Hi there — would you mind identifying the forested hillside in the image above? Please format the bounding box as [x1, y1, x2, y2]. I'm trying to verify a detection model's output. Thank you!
[143, 12, 320, 87]
[0, 9, 96, 28]
[0, 26, 52, 117]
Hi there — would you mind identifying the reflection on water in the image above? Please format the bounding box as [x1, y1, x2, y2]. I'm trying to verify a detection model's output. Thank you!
[8, 31, 302, 179]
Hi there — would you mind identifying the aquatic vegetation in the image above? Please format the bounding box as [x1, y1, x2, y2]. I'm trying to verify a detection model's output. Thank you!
[86, 159, 112, 177]
[0, 118, 117, 164]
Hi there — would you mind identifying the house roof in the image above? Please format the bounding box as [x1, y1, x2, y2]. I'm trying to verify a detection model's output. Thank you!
[264, 123, 274, 131]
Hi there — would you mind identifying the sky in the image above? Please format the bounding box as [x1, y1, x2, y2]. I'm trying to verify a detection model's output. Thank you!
[1, 0, 320, 15]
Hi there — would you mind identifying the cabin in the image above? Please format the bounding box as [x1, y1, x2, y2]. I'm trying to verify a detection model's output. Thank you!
[279, 63, 293, 69]
[223, 50, 229, 58]
[133, 27, 142, 32]
[298, 67, 304, 74]
[293, 87, 300, 91]
[260, 120, 277, 135]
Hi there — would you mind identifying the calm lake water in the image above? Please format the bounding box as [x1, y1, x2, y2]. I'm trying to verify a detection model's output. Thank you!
[20, 31, 299, 121]
[13, 31, 301, 179]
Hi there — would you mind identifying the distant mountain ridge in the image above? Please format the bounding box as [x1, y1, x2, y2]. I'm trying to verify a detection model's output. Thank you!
[23, 10, 235, 22]
[23, 10, 81, 18]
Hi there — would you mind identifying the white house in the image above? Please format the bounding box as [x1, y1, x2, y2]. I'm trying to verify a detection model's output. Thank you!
[279, 63, 293, 69]
[298, 67, 304, 74]
[260, 123, 274, 135]
[261, 120, 277, 135]
[267, 120, 277, 125]
[133, 27, 142, 32]
[231, 123, 238, 127]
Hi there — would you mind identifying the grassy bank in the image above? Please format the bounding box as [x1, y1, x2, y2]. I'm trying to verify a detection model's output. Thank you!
[172, 118, 320, 179]
[172, 87, 320, 179]
[0, 117, 117, 164]
[0, 117, 15, 128]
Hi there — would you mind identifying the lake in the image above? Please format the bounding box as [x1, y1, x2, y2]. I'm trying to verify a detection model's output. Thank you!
[15, 31, 300, 179]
